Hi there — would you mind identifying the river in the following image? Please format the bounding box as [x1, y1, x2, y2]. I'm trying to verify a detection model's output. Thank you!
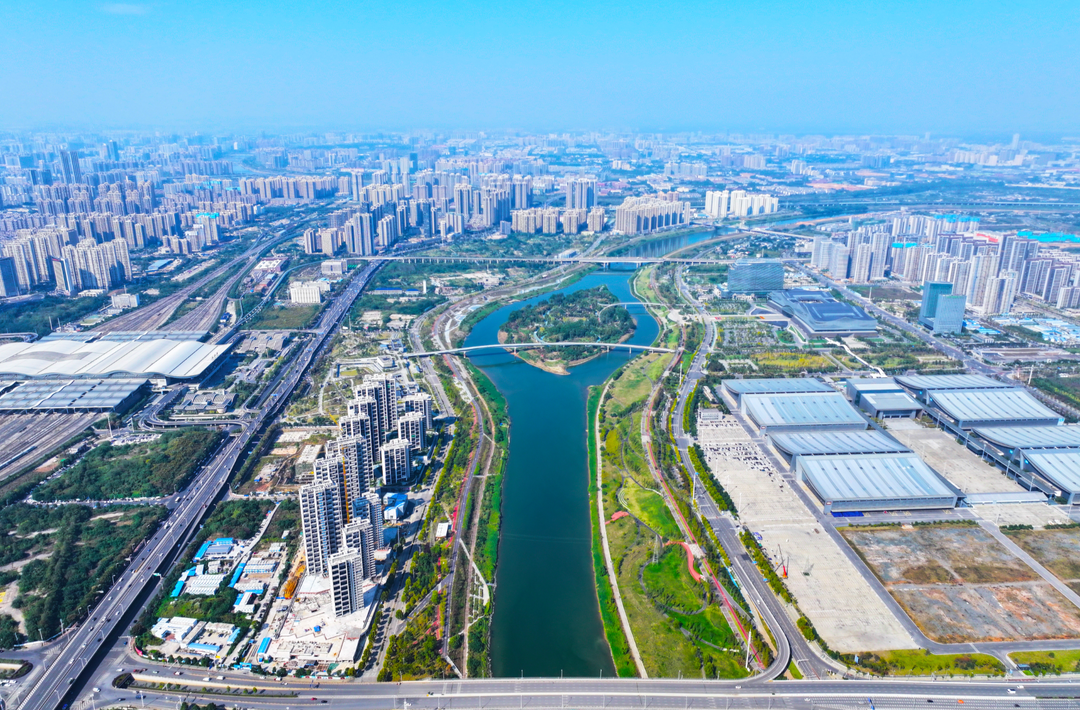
[464, 270, 659, 678]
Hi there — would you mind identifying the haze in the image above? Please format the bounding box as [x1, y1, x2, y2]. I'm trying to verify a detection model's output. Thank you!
[1, 0, 1078, 134]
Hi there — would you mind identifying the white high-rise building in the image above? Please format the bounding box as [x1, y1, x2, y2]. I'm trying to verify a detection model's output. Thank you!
[380, 438, 412, 486]
[397, 412, 427, 451]
[299, 480, 342, 577]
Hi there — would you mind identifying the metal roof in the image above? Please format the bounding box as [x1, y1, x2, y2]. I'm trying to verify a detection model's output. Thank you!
[974, 425, 1080, 450]
[0, 338, 231, 379]
[0, 379, 146, 410]
[860, 391, 923, 411]
[1025, 449, 1080, 495]
[798, 453, 957, 504]
[895, 374, 1010, 392]
[770, 430, 910, 457]
[846, 377, 902, 392]
[976, 421, 1080, 449]
[722, 378, 833, 396]
[742, 392, 866, 429]
[930, 389, 1062, 425]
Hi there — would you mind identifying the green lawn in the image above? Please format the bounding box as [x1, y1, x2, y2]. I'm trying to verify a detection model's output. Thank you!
[623, 479, 681, 539]
[246, 303, 321, 330]
[1010, 649, 1080, 675]
[851, 649, 1005, 676]
[642, 547, 705, 613]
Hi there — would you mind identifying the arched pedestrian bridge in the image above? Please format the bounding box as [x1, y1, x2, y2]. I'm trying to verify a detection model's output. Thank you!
[404, 342, 677, 358]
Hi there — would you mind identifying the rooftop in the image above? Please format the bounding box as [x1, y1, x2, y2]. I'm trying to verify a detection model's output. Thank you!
[722, 377, 833, 396]
[1025, 449, 1080, 495]
[895, 374, 1010, 392]
[742, 392, 866, 430]
[929, 389, 1063, 426]
[770, 430, 910, 457]
[0, 338, 231, 380]
[860, 391, 923, 411]
[767, 289, 878, 334]
[974, 425, 1080, 450]
[797, 453, 957, 508]
[0, 378, 146, 411]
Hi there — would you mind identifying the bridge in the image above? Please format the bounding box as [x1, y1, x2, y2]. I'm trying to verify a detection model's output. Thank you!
[367, 254, 807, 267]
[405, 342, 677, 358]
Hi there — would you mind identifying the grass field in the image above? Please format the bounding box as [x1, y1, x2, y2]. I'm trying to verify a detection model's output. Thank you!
[852, 649, 1004, 676]
[1009, 649, 1080, 675]
[246, 303, 321, 330]
[623, 479, 681, 539]
[749, 351, 838, 374]
[642, 547, 705, 613]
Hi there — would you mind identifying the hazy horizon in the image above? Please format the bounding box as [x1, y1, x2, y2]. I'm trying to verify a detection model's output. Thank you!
[2, 0, 1078, 135]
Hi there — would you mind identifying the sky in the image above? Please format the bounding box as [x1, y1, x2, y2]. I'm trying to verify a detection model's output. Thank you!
[1, 0, 1078, 135]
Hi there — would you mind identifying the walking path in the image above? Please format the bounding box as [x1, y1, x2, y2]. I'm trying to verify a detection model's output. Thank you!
[594, 378, 648, 678]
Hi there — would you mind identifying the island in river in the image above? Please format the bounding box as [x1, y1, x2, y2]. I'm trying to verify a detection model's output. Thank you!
[498, 285, 636, 374]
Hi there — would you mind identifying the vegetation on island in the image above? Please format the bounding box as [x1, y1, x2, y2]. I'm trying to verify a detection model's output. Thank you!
[500, 285, 636, 373]
[34, 428, 223, 501]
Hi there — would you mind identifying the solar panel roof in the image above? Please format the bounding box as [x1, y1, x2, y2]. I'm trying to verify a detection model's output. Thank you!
[0, 378, 146, 410]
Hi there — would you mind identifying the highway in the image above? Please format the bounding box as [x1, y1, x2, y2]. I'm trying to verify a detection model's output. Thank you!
[14, 259, 385, 710]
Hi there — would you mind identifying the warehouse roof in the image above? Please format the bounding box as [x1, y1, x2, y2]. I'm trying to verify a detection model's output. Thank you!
[0, 379, 146, 410]
[846, 377, 902, 392]
[722, 378, 833, 396]
[798, 453, 956, 505]
[0, 338, 231, 379]
[742, 392, 866, 429]
[895, 374, 1010, 392]
[930, 389, 1062, 426]
[1025, 449, 1080, 495]
[974, 425, 1080, 450]
[860, 391, 923, 412]
[770, 430, 910, 457]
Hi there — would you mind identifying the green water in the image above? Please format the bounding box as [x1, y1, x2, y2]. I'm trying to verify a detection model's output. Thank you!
[464, 270, 659, 678]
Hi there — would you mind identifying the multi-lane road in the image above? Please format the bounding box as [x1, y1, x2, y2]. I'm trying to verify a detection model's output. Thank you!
[14, 259, 384, 710]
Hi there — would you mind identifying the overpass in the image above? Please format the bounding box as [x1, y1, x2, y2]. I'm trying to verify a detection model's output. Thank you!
[405, 342, 676, 358]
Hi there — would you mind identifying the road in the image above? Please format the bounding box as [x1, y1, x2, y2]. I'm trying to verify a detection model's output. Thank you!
[667, 266, 841, 681]
[14, 259, 385, 710]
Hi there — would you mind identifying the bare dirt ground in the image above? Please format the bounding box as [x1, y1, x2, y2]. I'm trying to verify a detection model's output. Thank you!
[1005, 528, 1080, 594]
[843, 524, 1080, 643]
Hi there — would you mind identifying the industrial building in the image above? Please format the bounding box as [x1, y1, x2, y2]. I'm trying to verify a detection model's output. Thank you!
[795, 453, 958, 513]
[766, 289, 878, 336]
[0, 336, 232, 382]
[0, 378, 147, 413]
[845, 377, 904, 405]
[924, 388, 1062, 430]
[741, 391, 867, 433]
[721, 377, 833, 407]
[966, 425, 1080, 500]
[1021, 450, 1080, 504]
[894, 374, 1012, 402]
[770, 429, 910, 464]
[858, 391, 923, 418]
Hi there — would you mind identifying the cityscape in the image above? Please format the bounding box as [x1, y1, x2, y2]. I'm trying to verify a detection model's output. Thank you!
[2, 2, 1080, 710]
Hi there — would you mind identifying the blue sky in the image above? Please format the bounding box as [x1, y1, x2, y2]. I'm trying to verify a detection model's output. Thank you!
[1, 0, 1077, 134]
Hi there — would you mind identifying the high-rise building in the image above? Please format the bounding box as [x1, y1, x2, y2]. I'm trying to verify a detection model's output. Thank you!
[397, 412, 427, 451]
[564, 177, 596, 210]
[329, 550, 367, 617]
[299, 480, 343, 577]
[918, 282, 954, 327]
[933, 294, 966, 334]
[400, 392, 434, 429]
[850, 244, 874, 283]
[0, 257, 19, 297]
[726, 259, 784, 294]
[380, 438, 412, 486]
